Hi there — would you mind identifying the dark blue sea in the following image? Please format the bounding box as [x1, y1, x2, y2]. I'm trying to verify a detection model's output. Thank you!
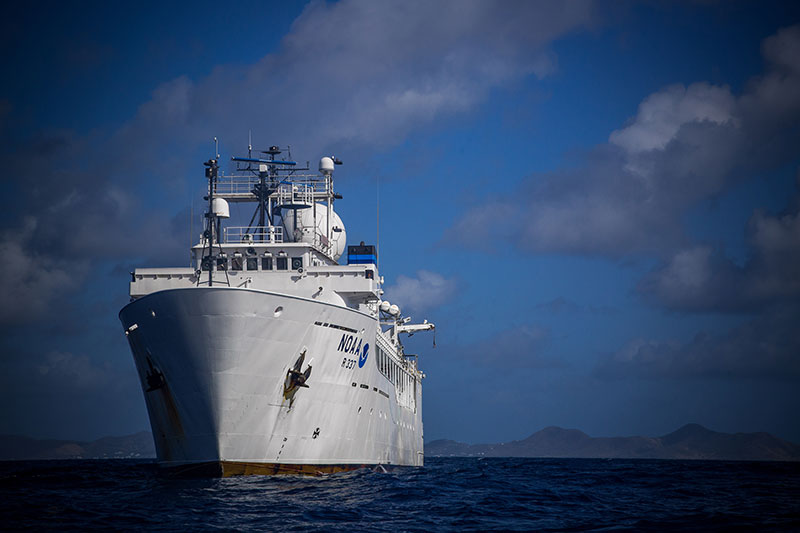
[2, 457, 799, 531]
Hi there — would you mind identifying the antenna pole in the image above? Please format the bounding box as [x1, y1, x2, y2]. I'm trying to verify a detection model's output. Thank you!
[376, 174, 380, 272]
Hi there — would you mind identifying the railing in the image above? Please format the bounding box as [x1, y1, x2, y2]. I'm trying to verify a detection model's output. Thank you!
[223, 226, 284, 244]
[276, 182, 321, 207]
[214, 176, 259, 196]
[314, 231, 333, 257]
[213, 174, 329, 200]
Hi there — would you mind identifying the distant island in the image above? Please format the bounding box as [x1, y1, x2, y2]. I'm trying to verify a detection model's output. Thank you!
[426, 424, 800, 462]
[0, 431, 155, 460]
[2, 424, 798, 461]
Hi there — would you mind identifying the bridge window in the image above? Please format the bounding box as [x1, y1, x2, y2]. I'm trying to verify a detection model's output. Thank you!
[231, 254, 243, 271]
[246, 257, 258, 271]
[277, 257, 288, 270]
[262, 257, 273, 270]
[217, 256, 227, 271]
[291, 257, 303, 270]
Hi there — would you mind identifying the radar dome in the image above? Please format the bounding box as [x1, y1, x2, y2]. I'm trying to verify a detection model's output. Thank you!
[281, 203, 347, 261]
[319, 157, 334, 175]
[212, 198, 230, 218]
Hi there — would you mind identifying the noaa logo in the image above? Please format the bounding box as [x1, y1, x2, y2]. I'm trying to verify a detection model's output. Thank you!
[337, 333, 369, 369]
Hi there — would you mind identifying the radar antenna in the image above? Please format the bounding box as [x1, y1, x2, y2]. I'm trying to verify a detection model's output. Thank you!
[231, 145, 300, 242]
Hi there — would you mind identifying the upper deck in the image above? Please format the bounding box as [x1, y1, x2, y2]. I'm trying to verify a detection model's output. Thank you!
[129, 148, 383, 317]
[130, 241, 381, 315]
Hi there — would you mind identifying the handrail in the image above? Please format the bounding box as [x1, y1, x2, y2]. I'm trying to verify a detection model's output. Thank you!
[222, 226, 284, 244]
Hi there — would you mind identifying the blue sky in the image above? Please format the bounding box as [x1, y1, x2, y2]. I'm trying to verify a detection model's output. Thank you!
[2, 0, 800, 444]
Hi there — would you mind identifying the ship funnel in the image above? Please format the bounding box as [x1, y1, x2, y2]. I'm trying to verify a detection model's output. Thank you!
[319, 157, 334, 176]
[212, 198, 230, 218]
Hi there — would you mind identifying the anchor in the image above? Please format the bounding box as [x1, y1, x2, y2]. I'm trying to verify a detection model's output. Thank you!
[283, 348, 312, 404]
[145, 356, 166, 392]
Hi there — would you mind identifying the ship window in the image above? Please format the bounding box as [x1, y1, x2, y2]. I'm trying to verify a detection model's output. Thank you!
[217, 256, 228, 270]
[291, 257, 303, 270]
[277, 257, 288, 270]
[366, 270, 374, 280]
[247, 257, 258, 271]
[231, 255, 243, 271]
[201, 256, 212, 271]
[262, 257, 273, 270]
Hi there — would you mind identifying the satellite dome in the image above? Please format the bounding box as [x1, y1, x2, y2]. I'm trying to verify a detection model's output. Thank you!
[281, 202, 347, 261]
[212, 198, 230, 218]
[319, 157, 334, 175]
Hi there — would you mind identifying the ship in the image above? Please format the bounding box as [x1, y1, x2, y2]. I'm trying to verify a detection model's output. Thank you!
[119, 145, 434, 476]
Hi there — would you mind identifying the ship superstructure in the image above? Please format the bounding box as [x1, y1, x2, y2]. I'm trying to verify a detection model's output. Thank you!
[119, 146, 434, 475]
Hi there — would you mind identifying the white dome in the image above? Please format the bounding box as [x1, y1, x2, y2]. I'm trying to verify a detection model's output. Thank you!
[281, 203, 347, 261]
[319, 157, 334, 175]
[212, 198, 230, 218]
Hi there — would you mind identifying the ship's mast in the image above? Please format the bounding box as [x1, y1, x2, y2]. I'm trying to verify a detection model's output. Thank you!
[256, 146, 279, 234]
[202, 158, 219, 286]
[232, 146, 299, 242]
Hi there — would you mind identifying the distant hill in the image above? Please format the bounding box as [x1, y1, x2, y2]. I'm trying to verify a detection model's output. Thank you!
[0, 432, 155, 460]
[4, 424, 797, 462]
[425, 424, 800, 461]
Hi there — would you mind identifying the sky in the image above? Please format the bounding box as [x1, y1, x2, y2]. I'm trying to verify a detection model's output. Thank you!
[1, 0, 799, 444]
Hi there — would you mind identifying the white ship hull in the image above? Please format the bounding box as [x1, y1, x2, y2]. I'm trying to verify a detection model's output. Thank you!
[120, 287, 423, 475]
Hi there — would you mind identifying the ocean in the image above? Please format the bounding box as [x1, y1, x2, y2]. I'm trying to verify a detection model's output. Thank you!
[2, 457, 799, 531]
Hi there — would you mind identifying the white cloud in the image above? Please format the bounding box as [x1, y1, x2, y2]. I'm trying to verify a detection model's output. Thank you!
[609, 82, 736, 155]
[456, 323, 561, 368]
[450, 24, 800, 260]
[595, 304, 800, 380]
[762, 25, 800, 73]
[647, 245, 713, 292]
[638, 173, 800, 312]
[0, 217, 86, 324]
[36, 351, 113, 390]
[109, 0, 595, 155]
[384, 270, 457, 314]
